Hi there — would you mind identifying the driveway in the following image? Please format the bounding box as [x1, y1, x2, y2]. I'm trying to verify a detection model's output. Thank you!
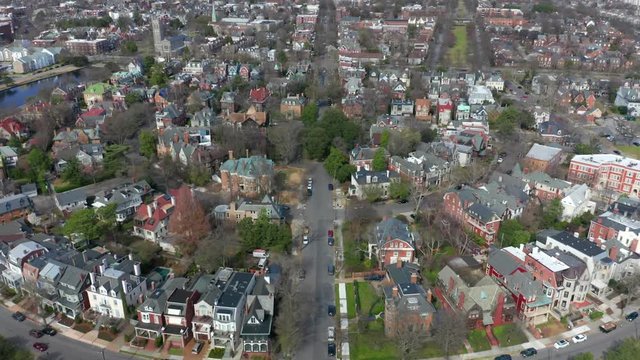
[0, 306, 135, 360]
[296, 162, 336, 360]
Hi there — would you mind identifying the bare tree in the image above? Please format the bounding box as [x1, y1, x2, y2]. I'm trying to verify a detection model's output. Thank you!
[432, 311, 468, 358]
[394, 312, 428, 360]
[267, 121, 303, 164]
[273, 254, 304, 359]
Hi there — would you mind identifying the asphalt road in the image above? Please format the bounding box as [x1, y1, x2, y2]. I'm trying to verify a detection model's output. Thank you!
[546, 320, 639, 359]
[0, 307, 135, 360]
[296, 163, 336, 360]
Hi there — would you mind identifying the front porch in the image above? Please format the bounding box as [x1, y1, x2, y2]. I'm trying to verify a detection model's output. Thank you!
[162, 325, 191, 348]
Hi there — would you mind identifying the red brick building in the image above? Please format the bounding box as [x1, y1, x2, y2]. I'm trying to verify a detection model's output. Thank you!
[568, 154, 640, 197]
[442, 190, 501, 244]
[522, 143, 563, 173]
[370, 218, 416, 268]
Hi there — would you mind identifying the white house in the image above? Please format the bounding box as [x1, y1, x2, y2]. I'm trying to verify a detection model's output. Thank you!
[532, 106, 550, 128]
[485, 73, 504, 91]
[468, 85, 495, 105]
[212, 270, 255, 349]
[560, 184, 596, 221]
[349, 170, 401, 200]
[86, 255, 147, 319]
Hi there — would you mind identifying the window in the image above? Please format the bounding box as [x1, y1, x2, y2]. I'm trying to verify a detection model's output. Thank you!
[142, 313, 150, 322]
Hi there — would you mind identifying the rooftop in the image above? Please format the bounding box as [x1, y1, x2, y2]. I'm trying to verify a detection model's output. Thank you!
[572, 154, 640, 171]
[525, 143, 562, 161]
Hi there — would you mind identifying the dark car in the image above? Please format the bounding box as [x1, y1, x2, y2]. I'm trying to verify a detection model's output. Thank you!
[12, 311, 26, 322]
[328, 305, 336, 317]
[328, 237, 334, 246]
[494, 355, 512, 360]
[328, 264, 335, 275]
[364, 274, 384, 281]
[328, 183, 334, 191]
[520, 348, 537, 357]
[42, 326, 57, 336]
[29, 330, 44, 338]
[626, 311, 639, 321]
[33, 343, 48, 352]
[396, 198, 408, 204]
[328, 230, 334, 237]
[328, 342, 336, 357]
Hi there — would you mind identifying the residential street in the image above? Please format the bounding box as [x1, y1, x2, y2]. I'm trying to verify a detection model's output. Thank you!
[0, 307, 134, 360]
[296, 162, 336, 360]
[549, 321, 639, 360]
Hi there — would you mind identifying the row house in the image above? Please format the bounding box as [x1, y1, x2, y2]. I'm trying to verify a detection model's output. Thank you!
[0, 194, 33, 223]
[86, 255, 148, 319]
[162, 288, 199, 348]
[513, 166, 571, 202]
[437, 263, 515, 329]
[388, 151, 451, 189]
[369, 218, 416, 268]
[212, 270, 256, 349]
[486, 248, 552, 326]
[349, 145, 387, 171]
[390, 99, 414, 117]
[442, 187, 502, 244]
[92, 181, 152, 222]
[135, 277, 189, 343]
[383, 268, 436, 338]
[589, 210, 640, 255]
[568, 154, 640, 197]
[241, 275, 275, 357]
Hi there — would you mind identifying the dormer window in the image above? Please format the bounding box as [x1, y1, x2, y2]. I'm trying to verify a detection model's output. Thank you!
[110, 290, 116, 297]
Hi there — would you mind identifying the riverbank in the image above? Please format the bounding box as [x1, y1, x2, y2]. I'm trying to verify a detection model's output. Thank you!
[0, 64, 82, 92]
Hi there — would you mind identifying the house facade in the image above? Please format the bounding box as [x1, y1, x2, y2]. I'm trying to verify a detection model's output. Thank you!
[349, 170, 401, 200]
[220, 154, 274, 197]
[369, 218, 416, 268]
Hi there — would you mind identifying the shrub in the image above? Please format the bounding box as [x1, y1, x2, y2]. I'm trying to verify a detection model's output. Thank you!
[155, 336, 163, 348]
[124, 333, 133, 342]
[589, 311, 604, 320]
[74, 314, 83, 324]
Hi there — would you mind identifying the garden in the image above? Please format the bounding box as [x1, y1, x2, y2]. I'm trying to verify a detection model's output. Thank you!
[493, 323, 528, 346]
[468, 329, 491, 352]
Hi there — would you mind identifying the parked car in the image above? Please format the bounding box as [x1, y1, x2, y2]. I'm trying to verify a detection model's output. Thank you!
[328, 326, 335, 342]
[297, 269, 306, 281]
[396, 198, 408, 204]
[302, 235, 309, 245]
[328, 230, 334, 237]
[29, 330, 43, 338]
[192, 341, 204, 354]
[12, 311, 26, 322]
[626, 311, 639, 321]
[364, 274, 384, 281]
[497, 157, 504, 163]
[600, 321, 617, 333]
[328, 342, 336, 357]
[42, 326, 57, 336]
[572, 334, 587, 343]
[494, 355, 512, 360]
[520, 348, 537, 357]
[33, 343, 48, 352]
[554, 339, 570, 349]
[328, 264, 335, 275]
[328, 183, 334, 191]
[328, 305, 336, 317]
[328, 237, 334, 246]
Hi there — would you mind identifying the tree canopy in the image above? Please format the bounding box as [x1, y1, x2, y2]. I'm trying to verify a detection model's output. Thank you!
[168, 186, 210, 255]
[303, 108, 362, 160]
[238, 211, 292, 252]
[541, 198, 564, 229]
[605, 338, 640, 360]
[389, 182, 410, 200]
[498, 219, 532, 247]
[324, 147, 356, 183]
[371, 148, 387, 171]
[139, 130, 157, 159]
[491, 107, 536, 136]
[0, 335, 34, 360]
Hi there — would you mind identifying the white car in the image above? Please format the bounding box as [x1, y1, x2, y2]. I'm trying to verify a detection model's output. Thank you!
[554, 339, 570, 349]
[302, 235, 309, 245]
[572, 334, 587, 343]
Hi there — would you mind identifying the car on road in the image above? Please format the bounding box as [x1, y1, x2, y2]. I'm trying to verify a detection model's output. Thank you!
[328, 305, 336, 317]
[554, 339, 570, 349]
[297, 269, 306, 281]
[572, 334, 587, 343]
[328, 237, 334, 246]
[302, 235, 309, 245]
[328, 342, 336, 357]
[328, 230, 334, 237]
[626, 311, 639, 321]
[364, 274, 384, 281]
[29, 330, 44, 338]
[494, 355, 511, 360]
[497, 157, 504, 163]
[192, 341, 204, 354]
[397, 198, 408, 204]
[520, 348, 537, 357]
[328, 264, 335, 275]
[12, 311, 26, 321]
[600, 321, 617, 333]
[33, 343, 48, 352]
[328, 183, 334, 191]
[42, 326, 57, 336]
[613, 150, 622, 155]
[328, 326, 335, 342]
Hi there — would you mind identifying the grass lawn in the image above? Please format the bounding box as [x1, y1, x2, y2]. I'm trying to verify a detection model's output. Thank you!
[345, 283, 357, 319]
[342, 222, 372, 272]
[617, 145, 640, 159]
[208, 348, 225, 358]
[350, 330, 397, 360]
[493, 323, 528, 346]
[468, 329, 491, 351]
[357, 282, 383, 316]
[448, 25, 468, 67]
[168, 347, 183, 356]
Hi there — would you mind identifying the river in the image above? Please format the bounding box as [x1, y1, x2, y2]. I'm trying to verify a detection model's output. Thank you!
[0, 70, 83, 109]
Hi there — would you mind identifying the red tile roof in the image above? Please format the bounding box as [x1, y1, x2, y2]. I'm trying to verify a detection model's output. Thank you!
[249, 87, 270, 103]
[0, 117, 25, 136]
[81, 107, 106, 118]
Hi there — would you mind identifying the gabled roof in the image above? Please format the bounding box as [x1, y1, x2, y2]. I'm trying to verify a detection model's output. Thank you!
[374, 218, 414, 247]
[525, 143, 562, 161]
[249, 87, 270, 103]
[220, 156, 274, 177]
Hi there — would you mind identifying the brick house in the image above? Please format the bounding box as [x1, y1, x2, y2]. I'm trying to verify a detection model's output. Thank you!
[486, 248, 553, 326]
[442, 189, 502, 244]
[220, 92, 237, 115]
[341, 96, 364, 119]
[522, 143, 562, 173]
[0, 194, 33, 223]
[219, 153, 274, 197]
[280, 94, 306, 118]
[349, 145, 388, 171]
[0, 117, 27, 140]
[134, 277, 189, 342]
[437, 263, 515, 328]
[249, 87, 270, 112]
[415, 98, 432, 121]
[162, 288, 199, 348]
[52, 128, 101, 155]
[567, 154, 640, 197]
[383, 279, 435, 338]
[369, 218, 416, 268]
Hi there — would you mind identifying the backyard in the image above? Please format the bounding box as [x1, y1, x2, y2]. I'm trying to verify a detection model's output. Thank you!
[341, 221, 375, 272]
[448, 26, 468, 67]
[493, 323, 528, 346]
[355, 281, 384, 316]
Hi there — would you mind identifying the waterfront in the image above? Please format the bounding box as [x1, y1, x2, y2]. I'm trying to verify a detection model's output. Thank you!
[0, 68, 82, 110]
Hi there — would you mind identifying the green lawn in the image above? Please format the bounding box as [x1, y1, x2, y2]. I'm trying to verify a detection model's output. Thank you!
[448, 25, 468, 67]
[617, 145, 640, 159]
[357, 282, 383, 316]
[350, 329, 397, 360]
[493, 323, 528, 346]
[468, 329, 491, 352]
[168, 347, 183, 356]
[341, 222, 372, 272]
[345, 283, 357, 319]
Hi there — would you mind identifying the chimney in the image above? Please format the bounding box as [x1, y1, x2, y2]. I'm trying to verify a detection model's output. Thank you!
[631, 239, 639, 253]
[146, 204, 153, 218]
[228, 150, 234, 160]
[183, 131, 189, 144]
[366, 175, 371, 183]
[410, 273, 418, 284]
[128, 253, 134, 261]
[396, 260, 402, 269]
[386, 170, 390, 178]
[427, 288, 433, 303]
[173, 132, 179, 143]
[246, 148, 249, 158]
[392, 286, 398, 298]
[134, 262, 141, 276]
[82, 251, 88, 262]
[573, 232, 580, 238]
[99, 264, 106, 275]
[498, 175, 502, 183]
[89, 272, 96, 285]
[150, 281, 156, 291]
[609, 246, 619, 260]
[121, 279, 129, 294]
